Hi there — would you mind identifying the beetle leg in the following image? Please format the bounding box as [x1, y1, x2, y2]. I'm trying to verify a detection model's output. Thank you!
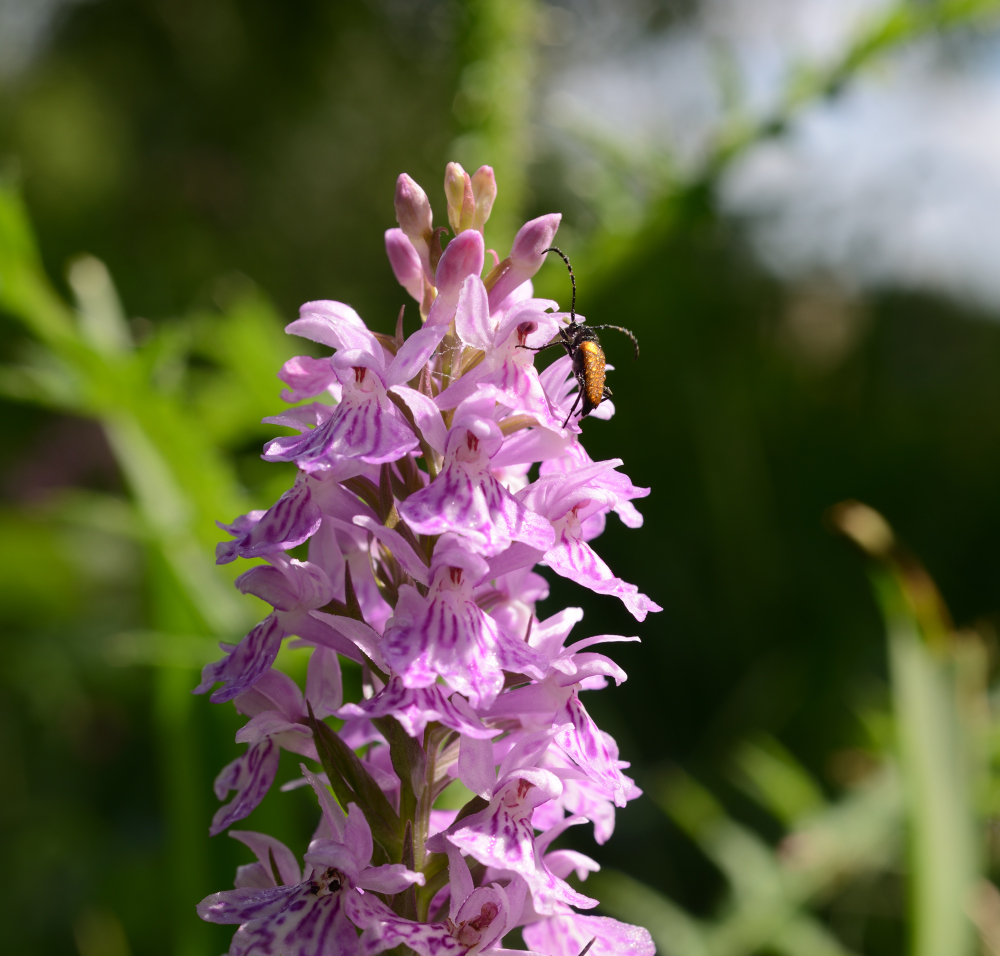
[516, 341, 563, 352]
[562, 389, 583, 428]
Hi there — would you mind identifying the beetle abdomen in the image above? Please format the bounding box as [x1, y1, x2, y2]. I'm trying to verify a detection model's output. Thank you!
[578, 339, 606, 414]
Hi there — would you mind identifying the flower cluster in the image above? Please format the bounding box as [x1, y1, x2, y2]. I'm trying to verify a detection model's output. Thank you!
[196, 163, 659, 956]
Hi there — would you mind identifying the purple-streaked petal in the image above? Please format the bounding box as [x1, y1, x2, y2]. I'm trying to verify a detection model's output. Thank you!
[382, 581, 521, 710]
[194, 615, 283, 703]
[230, 884, 360, 956]
[555, 696, 628, 807]
[265, 380, 419, 469]
[398, 459, 554, 558]
[336, 677, 498, 740]
[209, 739, 279, 836]
[216, 479, 323, 566]
[542, 514, 661, 622]
[359, 914, 463, 956]
[196, 883, 301, 924]
[447, 770, 595, 914]
[230, 830, 303, 887]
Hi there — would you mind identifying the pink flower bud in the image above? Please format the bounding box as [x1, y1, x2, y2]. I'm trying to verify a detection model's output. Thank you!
[394, 174, 434, 280]
[384, 228, 424, 302]
[486, 212, 561, 310]
[426, 229, 485, 326]
[435, 229, 485, 295]
[471, 165, 497, 232]
[445, 162, 476, 234]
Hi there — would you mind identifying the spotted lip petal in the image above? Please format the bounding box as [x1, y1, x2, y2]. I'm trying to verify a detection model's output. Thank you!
[265, 304, 445, 472]
[446, 769, 598, 915]
[265, 375, 419, 469]
[216, 882, 361, 956]
[382, 543, 548, 709]
[398, 404, 555, 557]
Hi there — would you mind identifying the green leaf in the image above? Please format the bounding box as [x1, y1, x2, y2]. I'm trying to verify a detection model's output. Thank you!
[308, 705, 402, 859]
[373, 716, 425, 828]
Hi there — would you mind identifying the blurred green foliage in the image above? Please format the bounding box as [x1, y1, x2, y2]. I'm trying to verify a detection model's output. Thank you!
[5, 1, 1000, 955]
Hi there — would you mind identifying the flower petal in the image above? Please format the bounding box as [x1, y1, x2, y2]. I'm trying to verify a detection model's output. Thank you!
[216, 478, 322, 564]
[279, 355, 341, 403]
[194, 615, 283, 703]
[229, 830, 303, 887]
[522, 913, 655, 956]
[209, 739, 280, 836]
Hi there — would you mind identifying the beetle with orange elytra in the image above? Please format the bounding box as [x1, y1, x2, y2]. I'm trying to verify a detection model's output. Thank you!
[519, 246, 639, 428]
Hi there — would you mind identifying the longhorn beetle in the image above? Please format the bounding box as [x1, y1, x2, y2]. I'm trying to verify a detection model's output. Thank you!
[519, 246, 639, 428]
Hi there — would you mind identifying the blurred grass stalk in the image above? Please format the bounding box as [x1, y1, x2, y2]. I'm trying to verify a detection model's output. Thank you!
[835, 502, 984, 956]
[0, 183, 251, 956]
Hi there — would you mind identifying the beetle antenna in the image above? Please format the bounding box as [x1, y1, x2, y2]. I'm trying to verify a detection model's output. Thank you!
[591, 324, 640, 360]
[543, 246, 576, 324]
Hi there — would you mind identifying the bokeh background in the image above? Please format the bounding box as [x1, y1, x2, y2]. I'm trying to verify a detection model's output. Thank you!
[3, 1, 1000, 954]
